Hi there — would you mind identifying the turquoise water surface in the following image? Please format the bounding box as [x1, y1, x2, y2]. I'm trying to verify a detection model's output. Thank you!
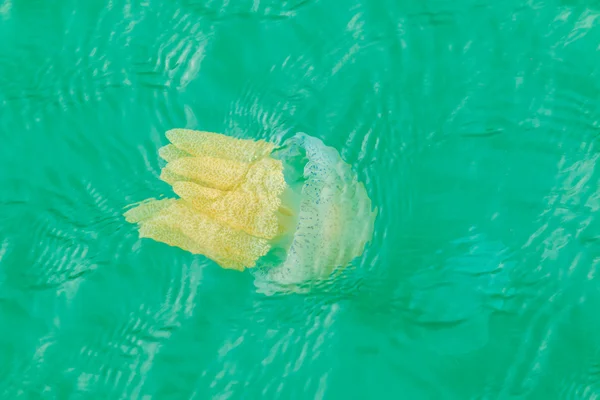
[2, 0, 600, 398]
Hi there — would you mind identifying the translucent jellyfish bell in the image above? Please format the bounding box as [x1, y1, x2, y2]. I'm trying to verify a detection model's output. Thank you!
[124, 129, 376, 293]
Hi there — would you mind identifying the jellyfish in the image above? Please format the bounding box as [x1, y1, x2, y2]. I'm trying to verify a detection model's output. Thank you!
[124, 129, 376, 293]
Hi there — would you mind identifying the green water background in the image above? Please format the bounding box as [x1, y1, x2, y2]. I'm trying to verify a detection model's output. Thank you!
[1, 0, 600, 398]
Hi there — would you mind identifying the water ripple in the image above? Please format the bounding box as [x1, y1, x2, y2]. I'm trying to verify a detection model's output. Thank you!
[179, 0, 313, 20]
[2, 0, 600, 397]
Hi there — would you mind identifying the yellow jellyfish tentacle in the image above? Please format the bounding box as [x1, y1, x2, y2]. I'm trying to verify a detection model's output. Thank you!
[165, 129, 275, 162]
[163, 134, 289, 239]
[123, 198, 177, 224]
[158, 144, 191, 163]
[135, 200, 272, 271]
[124, 129, 296, 271]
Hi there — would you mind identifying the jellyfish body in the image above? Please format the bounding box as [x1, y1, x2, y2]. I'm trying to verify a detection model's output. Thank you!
[124, 129, 376, 292]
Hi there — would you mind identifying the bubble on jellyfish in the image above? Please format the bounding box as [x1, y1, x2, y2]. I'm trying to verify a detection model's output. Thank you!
[124, 129, 377, 294]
